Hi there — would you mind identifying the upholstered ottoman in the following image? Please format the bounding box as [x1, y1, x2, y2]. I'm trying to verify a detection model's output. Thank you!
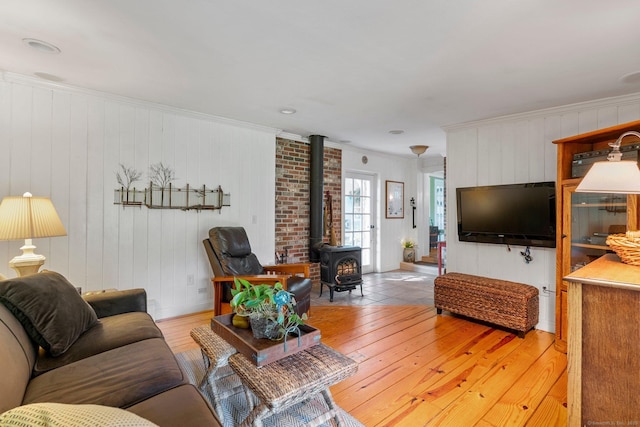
[434, 272, 539, 337]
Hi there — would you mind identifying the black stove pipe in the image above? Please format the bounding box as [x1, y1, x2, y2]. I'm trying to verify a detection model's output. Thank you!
[309, 134, 325, 262]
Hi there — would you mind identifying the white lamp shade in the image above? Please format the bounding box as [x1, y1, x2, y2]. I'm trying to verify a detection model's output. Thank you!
[576, 161, 640, 194]
[0, 194, 66, 240]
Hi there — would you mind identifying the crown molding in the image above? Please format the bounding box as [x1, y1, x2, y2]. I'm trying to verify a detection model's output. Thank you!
[443, 91, 640, 132]
[275, 131, 307, 143]
[1, 71, 281, 135]
[275, 131, 346, 152]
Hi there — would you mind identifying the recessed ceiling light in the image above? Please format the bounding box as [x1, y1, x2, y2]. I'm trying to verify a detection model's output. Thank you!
[279, 108, 297, 115]
[620, 71, 640, 84]
[389, 130, 404, 135]
[22, 38, 61, 54]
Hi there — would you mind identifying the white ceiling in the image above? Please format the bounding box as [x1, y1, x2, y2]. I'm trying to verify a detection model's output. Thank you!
[2, 1, 640, 158]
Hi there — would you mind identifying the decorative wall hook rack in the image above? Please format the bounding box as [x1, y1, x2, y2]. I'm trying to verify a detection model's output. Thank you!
[114, 183, 230, 212]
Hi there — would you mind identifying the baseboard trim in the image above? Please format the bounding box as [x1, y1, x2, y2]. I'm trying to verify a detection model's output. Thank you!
[399, 262, 438, 274]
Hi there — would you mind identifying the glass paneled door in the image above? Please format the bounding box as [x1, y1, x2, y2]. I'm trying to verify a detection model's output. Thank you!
[344, 173, 375, 273]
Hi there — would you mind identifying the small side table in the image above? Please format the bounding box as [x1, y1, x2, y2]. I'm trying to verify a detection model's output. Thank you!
[228, 343, 358, 427]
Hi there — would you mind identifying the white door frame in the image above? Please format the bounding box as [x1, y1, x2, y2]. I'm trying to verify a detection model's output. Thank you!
[344, 171, 377, 274]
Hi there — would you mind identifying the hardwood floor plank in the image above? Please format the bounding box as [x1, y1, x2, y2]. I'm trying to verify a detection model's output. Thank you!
[339, 312, 472, 363]
[327, 308, 440, 355]
[526, 371, 568, 426]
[344, 338, 482, 422]
[355, 327, 522, 425]
[157, 310, 213, 353]
[315, 306, 435, 351]
[158, 305, 567, 426]
[422, 331, 555, 426]
[418, 333, 518, 399]
[332, 316, 487, 401]
[545, 369, 568, 410]
[479, 345, 567, 426]
[525, 396, 568, 427]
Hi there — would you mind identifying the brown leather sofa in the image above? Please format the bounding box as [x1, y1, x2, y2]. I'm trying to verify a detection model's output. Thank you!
[203, 226, 312, 316]
[0, 271, 221, 426]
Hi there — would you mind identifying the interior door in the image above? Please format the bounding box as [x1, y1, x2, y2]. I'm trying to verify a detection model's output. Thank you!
[344, 172, 375, 273]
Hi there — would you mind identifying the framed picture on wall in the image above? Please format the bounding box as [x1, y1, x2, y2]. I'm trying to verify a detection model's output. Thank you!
[385, 180, 404, 218]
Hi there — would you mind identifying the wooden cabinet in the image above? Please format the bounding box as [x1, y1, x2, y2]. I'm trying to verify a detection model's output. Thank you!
[552, 120, 640, 352]
[564, 254, 640, 426]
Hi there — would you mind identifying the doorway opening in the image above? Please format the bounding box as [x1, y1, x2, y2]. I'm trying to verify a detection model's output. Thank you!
[344, 173, 376, 274]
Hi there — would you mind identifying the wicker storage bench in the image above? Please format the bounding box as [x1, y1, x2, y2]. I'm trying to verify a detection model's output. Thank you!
[434, 272, 539, 338]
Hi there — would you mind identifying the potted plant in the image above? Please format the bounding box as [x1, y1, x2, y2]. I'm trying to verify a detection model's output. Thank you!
[402, 239, 416, 262]
[230, 277, 307, 340]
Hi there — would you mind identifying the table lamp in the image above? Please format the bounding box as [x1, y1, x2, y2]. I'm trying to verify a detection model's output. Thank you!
[576, 131, 640, 193]
[0, 192, 67, 276]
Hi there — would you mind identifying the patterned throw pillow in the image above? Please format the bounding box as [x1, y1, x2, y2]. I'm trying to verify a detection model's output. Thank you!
[0, 403, 158, 426]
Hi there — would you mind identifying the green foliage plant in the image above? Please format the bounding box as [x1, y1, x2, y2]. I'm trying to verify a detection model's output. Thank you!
[230, 278, 307, 340]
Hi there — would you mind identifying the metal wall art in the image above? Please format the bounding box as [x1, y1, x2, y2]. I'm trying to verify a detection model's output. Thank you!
[114, 163, 230, 212]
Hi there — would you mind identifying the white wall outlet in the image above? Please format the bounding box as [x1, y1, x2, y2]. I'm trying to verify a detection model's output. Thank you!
[187, 274, 195, 286]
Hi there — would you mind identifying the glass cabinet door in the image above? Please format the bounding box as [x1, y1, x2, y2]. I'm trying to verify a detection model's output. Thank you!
[568, 190, 627, 272]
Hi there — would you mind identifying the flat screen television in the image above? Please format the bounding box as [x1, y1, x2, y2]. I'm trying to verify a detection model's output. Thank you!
[456, 181, 556, 248]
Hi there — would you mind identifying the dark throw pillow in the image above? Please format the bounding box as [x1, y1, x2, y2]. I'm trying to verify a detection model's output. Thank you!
[0, 271, 98, 356]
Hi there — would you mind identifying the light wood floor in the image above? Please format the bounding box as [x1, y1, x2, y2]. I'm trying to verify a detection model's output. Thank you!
[157, 306, 567, 426]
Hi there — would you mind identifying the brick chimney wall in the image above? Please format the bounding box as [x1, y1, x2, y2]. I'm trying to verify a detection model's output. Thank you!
[275, 137, 342, 285]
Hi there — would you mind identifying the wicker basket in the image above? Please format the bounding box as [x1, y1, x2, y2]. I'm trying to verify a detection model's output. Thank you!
[606, 232, 640, 265]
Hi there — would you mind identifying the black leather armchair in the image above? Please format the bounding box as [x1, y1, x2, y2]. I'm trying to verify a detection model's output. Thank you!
[203, 227, 312, 316]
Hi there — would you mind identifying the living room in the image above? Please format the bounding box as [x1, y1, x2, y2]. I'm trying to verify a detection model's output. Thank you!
[4, 76, 640, 330]
[3, 2, 640, 324]
[2, 2, 640, 425]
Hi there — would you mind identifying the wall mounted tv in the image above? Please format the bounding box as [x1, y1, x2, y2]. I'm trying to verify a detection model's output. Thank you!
[456, 181, 556, 248]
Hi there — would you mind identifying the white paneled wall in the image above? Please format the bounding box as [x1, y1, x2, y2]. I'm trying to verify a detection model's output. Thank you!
[445, 93, 640, 333]
[0, 75, 277, 320]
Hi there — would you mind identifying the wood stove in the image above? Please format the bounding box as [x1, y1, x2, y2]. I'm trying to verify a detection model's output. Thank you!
[319, 245, 363, 302]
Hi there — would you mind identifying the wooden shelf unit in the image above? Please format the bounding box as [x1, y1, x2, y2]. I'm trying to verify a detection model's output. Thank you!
[552, 119, 640, 353]
[564, 254, 640, 426]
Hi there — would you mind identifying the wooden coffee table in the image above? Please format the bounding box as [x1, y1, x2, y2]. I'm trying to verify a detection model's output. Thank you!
[210, 314, 358, 426]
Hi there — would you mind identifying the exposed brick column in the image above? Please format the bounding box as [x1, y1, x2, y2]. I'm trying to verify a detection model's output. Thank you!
[275, 137, 342, 285]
